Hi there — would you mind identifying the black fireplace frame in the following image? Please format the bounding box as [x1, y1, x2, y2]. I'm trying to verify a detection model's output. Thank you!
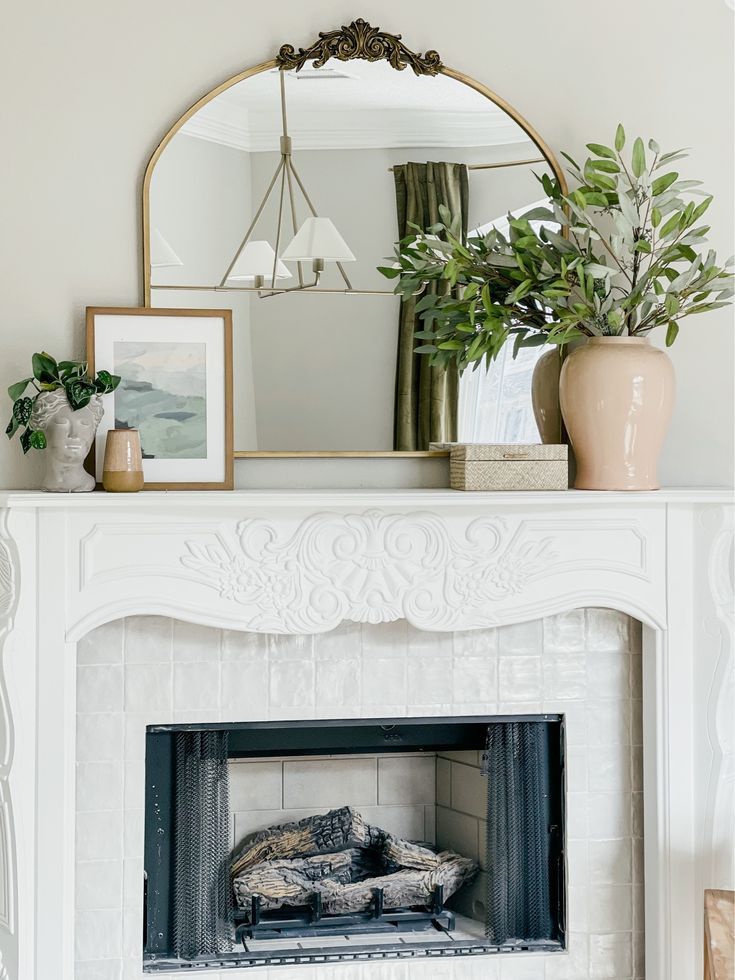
[143, 715, 566, 970]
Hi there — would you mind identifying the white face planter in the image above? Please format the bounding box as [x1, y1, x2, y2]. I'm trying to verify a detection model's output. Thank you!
[31, 389, 105, 492]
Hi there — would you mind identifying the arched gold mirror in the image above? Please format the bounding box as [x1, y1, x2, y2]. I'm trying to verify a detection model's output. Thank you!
[143, 20, 566, 457]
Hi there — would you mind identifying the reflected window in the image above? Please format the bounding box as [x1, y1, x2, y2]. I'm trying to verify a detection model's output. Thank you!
[458, 198, 554, 444]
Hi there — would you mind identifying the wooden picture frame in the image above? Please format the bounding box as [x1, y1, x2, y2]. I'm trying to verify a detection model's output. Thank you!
[86, 307, 234, 490]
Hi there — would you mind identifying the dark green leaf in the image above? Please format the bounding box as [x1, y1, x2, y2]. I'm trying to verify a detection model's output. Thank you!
[377, 266, 401, 279]
[32, 351, 59, 385]
[94, 370, 121, 394]
[632, 138, 646, 178]
[12, 397, 33, 425]
[64, 379, 96, 410]
[19, 427, 32, 454]
[413, 345, 438, 354]
[5, 416, 19, 439]
[665, 321, 679, 346]
[7, 378, 32, 401]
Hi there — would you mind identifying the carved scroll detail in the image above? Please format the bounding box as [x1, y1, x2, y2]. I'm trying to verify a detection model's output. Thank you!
[277, 19, 443, 76]
[181, 509, 555, 632]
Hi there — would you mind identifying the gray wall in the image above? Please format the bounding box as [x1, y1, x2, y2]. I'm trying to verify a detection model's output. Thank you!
[151, 134, 258, 447]
[1, 0, 732, 486]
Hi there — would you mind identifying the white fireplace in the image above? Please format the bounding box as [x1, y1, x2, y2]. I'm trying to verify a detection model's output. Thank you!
[0, 488, 732, 980]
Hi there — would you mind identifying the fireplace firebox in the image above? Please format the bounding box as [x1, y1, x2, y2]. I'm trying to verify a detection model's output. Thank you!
[143, 716, 566, 970]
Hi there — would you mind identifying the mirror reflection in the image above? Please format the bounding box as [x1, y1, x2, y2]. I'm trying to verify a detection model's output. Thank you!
[149, 59, 556, 452]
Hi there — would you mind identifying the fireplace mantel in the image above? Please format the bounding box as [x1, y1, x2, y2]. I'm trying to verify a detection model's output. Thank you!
[0, 487, 732, 979]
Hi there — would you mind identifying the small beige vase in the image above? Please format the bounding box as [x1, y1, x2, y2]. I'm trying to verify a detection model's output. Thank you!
[102, 429, 144, 492]
[559, 336, 675, 491]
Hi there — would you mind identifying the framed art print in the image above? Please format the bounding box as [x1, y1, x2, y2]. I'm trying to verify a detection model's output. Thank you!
[87, 307, 233, 489]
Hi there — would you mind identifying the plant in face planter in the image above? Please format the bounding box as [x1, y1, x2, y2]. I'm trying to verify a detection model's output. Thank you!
[381, 126, 733, 490]
[6, 353, 120, 492]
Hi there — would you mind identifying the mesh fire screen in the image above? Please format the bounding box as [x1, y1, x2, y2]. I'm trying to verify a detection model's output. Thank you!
[483, 720, 556, 944]
[172, 730, 233, 959]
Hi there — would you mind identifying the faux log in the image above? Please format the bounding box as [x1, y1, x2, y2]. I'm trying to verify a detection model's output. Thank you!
[232, 806, 368, 879]
[231, 806, 479, 914]
[233, 849, 374, 912]
[316, 853, 477, 914]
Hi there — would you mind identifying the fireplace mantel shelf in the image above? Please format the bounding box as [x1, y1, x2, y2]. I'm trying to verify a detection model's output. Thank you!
[0, 484, 732, 980]
[0, 485, 731, 508]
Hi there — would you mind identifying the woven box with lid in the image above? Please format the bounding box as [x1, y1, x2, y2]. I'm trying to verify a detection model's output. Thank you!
[435, 443, 568, 491]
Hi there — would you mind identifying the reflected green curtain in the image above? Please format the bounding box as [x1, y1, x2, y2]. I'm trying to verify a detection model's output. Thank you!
[393, 162, 469, 451]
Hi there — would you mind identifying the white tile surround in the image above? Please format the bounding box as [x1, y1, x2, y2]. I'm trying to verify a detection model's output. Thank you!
[75, 609, 644, 980]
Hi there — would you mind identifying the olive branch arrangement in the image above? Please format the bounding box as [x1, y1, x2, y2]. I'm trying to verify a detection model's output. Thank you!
[380, 125, 733, 373]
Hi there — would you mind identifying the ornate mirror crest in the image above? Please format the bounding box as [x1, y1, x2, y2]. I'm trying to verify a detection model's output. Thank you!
[276, 18, 443, 76]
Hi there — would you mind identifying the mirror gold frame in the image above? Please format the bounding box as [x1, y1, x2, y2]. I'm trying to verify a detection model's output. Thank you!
[141, 19, 568, 459]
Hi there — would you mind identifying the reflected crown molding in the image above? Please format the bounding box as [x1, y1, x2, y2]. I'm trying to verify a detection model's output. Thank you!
[181, 104, 534, 154]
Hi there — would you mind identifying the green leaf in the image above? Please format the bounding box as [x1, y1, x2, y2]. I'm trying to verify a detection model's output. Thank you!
[5, 416, 19, 439]
[31, 351, 59, 385]
[659, 212, 682, 238]
[560, 151, 581, 170]
[651, 207, 662, 228]
[586, 143, 617, 160]
[377, 265, 401, 279]
[690, 196, 713, 223]
[12, 397, 33, 425]
[665, 321, 679, 346]
[651, 172, 679, 196]
[7, 378, 32, 401]
[632, 138, 646, 178]
[413, 345, 438, 354]
[94, 370, 121, 394]
[648, 139, 661, 155]
[19, 427, 32, 454]
[28, 430, 47, 450]
[64, 379, 96, 411]
[590, 159, 621, 173]
[582, 191, 609, 207]
[615, 124, 626, 151]
[664, 294, 680, 317]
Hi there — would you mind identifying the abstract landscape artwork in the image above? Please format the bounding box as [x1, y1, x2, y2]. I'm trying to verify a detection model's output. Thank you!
[113, 341, 207, 459]
[88, 307, 233, 489]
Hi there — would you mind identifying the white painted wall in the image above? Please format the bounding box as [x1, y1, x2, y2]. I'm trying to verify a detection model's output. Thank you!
[0, 0, 732, 484]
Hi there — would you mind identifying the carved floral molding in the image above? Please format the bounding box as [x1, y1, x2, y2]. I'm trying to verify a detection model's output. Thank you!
[181, 509, 555, 632]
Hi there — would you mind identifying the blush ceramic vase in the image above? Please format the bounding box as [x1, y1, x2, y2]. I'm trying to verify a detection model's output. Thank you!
[558, 336, 675, 491]
[102, 429, 144, 492]
[531, 348, 563, 444]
